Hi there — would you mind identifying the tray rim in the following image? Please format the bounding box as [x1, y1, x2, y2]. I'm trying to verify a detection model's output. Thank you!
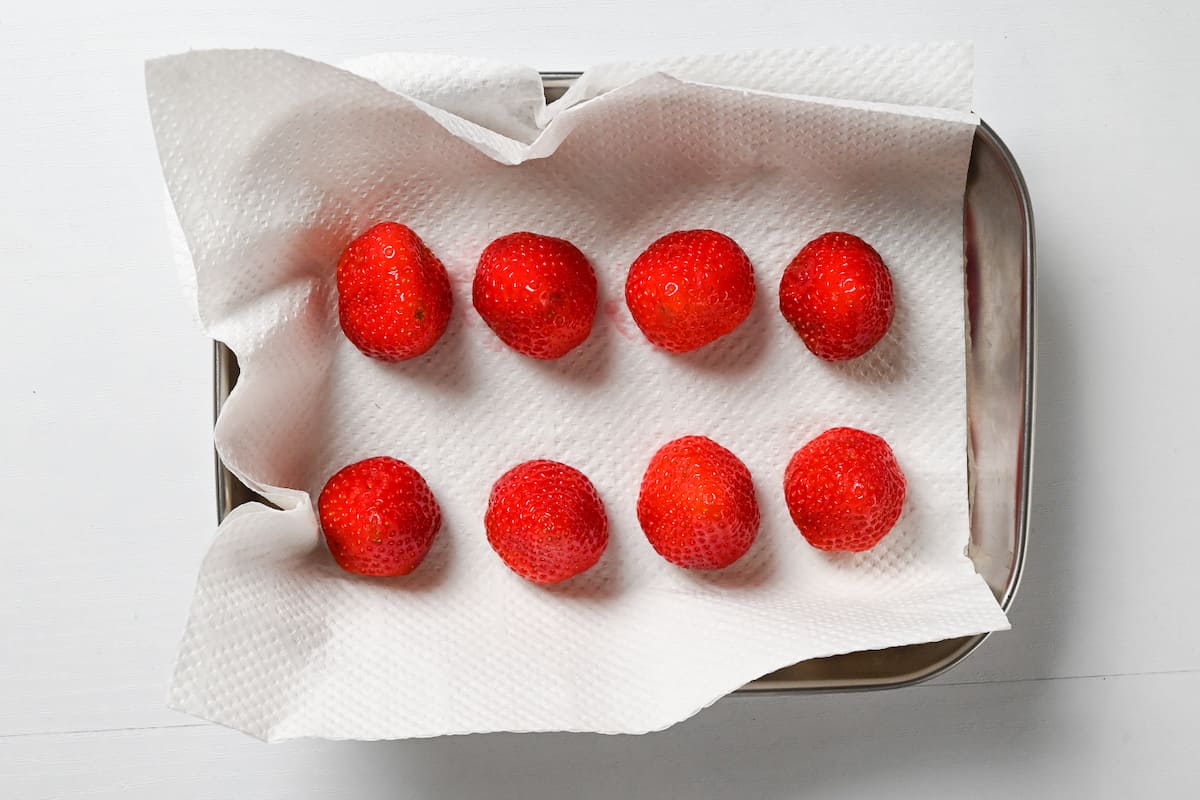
[211, 74, 1035, 693]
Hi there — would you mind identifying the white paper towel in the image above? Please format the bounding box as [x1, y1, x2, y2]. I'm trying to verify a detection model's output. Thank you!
[147, 45, 1009, 742]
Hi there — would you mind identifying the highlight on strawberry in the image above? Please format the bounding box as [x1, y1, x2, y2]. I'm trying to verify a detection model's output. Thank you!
[784, 427, 907, 552]
[336, 222, 454, 361]
[779, 232, 895, 361]
[317, 456, 443, 576]
[484, 459, 609, 584]
[473, 231, 598, 359]
[636, 435, 760, 570]
[625, 229, 757, 353]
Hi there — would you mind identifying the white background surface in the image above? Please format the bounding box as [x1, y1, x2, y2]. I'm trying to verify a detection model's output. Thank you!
[1, 1, 1197, 797]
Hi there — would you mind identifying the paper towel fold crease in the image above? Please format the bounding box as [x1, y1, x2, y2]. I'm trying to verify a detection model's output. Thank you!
[148, 44, 1007, 742]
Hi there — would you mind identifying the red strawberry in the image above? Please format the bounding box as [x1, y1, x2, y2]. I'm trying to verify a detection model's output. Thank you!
[317, 456, 442, 576]
[625, 230, 756, 353]
[337, 222, 454, 361]
[636, 436, 760, 570]
[779, 232, 895, 361]
[784, 427, 906, 552]
[485, 460, 608, 584]
[472, 232, 598, 359]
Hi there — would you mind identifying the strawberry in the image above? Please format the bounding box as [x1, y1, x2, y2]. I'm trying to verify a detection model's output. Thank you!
[472, 232, 598, 359]
[337, 222, 454, 361]
[485, 460, 608, 584]
[783, 427, 906, 552]
[778, 232, 895, 361]
[636, 436, 760, 570]
[625, 229, 756, 353]
[317, 456, 442, 576]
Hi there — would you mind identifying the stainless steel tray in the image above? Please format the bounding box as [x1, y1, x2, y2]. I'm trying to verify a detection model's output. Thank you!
[213, 73, 1035, 693]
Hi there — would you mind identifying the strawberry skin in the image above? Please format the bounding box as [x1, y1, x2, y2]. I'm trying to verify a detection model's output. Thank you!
[784, 427, 906, 552]
[317, 456, 442, 576]
[625, 229, 756, 353]
[485, 460, 608, 584]
[337, 222, 454, 361]
[779, 232, 895, 361]
[473, 232, 598, 359]
[636, 436, 760, 570]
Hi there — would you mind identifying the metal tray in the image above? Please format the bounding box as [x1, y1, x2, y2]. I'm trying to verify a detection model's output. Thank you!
[213, 73, 1035, 693]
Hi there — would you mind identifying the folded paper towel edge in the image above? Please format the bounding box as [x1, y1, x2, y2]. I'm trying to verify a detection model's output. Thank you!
[339, 51, 546, 143]
[167, 576, 1009, 743]
[147, 47, 977, 173]
[547, 41, 976, 120]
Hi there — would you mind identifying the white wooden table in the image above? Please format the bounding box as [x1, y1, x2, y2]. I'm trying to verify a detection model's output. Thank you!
[3, 2, 1198, 796]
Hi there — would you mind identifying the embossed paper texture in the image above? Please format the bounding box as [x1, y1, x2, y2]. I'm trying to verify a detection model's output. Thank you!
[147, 45, 1007, 741]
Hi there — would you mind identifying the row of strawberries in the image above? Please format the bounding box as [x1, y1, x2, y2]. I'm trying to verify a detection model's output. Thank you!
[337, 224, 896, 363]
[322, 222, 902, 582]
[318, 427, 906, 582]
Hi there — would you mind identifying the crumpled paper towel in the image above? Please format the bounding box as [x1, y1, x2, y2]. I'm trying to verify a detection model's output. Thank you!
[147, 44, 1009, 742]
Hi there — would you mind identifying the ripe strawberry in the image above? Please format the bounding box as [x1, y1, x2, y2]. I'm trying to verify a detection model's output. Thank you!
[317, 456, 442, 576]
[472, 232, 598, 359]
[636, 436, 760, 570]
[485, 460, 608, 584]
[337, 222, 454, 361]
[778, 232, 895, 361]
[625, 230, 756, 353]
[783, 427, 906, 552]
